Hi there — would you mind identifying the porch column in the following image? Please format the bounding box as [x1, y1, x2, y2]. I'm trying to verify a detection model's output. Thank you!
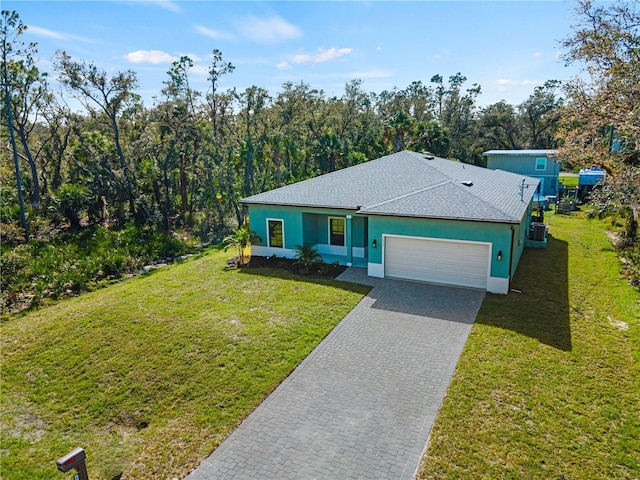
[346, 215, 353, 266]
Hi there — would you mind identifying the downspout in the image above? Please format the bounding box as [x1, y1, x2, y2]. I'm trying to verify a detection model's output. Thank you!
[346, 215, 353, 267]
[508, 225, 515, 291]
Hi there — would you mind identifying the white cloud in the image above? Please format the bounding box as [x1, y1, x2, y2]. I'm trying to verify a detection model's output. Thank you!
[533, 52, 542, 58]
[190, 64, 210, 76]
[181, 52, 202, 62]
[495, 79, 519, 92]
[124, 50, 177, 64]
[239, 15, 301, 44]
[195, 25, 236, 41]
[292, 47, 352, 65]
[152, 0, 181, 13]
[433, 49, 450, 60]
[277, 61, 292, 70]
[495, 78, 542, 92]
[26, 25, 91, 43]
[27, 25, 66, 39]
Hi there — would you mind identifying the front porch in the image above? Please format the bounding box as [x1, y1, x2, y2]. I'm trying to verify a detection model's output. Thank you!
[316, 252, 369, 268]
[302, 212, 368, 267]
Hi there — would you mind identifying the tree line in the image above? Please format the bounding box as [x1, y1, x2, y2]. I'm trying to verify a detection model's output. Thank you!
[1, 10, 565, 243]
[2, 0, 638, 247]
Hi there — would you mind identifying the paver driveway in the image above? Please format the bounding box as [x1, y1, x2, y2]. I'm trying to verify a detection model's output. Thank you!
[185, 268, 485, 480]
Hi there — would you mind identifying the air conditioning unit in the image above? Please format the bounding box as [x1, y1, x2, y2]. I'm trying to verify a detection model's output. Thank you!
[530, 222, 546, 241]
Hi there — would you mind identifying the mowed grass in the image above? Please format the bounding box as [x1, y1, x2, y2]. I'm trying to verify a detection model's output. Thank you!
[420, 213, 640, 479]
[1, 249, 369, 479]
[559, 174, 579, 188]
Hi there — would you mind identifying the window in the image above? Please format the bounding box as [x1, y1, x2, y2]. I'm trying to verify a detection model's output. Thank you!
[329, 217, 345, 246]
[535, 157, 547, 171]
[268, 219, 284, 248]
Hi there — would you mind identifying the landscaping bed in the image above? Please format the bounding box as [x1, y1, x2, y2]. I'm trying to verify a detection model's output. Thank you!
[243, 255, 347, 279]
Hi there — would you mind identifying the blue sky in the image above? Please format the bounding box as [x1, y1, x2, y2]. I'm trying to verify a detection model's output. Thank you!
[7, 1, 581, 108]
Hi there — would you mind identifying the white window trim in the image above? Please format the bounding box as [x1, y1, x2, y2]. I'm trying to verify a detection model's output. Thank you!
[328, 216, 346, 247]
[266, 218, 285, 248]
[535, 157, 547, 171]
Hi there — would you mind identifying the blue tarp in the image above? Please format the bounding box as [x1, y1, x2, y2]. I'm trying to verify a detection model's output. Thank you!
[579, 167, 605, 186]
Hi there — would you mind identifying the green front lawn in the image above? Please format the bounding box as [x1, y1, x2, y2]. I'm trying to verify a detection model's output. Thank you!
[0, 249, 369, 479]
[420, 213, 640, 479]
[3, 214, 638, 480]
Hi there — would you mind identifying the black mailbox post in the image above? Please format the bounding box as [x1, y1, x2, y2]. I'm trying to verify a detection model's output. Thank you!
[56, 447, 89, 480]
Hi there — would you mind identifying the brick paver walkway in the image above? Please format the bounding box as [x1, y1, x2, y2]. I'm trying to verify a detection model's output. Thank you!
[185, 269, 484, 479]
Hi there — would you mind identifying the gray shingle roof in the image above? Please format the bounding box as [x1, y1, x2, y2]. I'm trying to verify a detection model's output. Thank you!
[242, 151, 540, 224]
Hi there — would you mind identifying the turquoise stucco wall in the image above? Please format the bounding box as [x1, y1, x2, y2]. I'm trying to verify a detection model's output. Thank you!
[510, 202, 534, 277]
[302, 213, 319, 246]
[300, 214, 365, 247]
[367, 215, 514, 279]
[248, 204, 531, 281]
[352, 216, 366, 248]
[248, 204, 303, 249]
[248, 204, 358, 249]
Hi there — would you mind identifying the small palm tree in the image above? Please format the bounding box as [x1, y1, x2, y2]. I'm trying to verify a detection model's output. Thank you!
[54, 184, 90, 230]
[223, 225, 261, 266]
[294, 244, 323, 274]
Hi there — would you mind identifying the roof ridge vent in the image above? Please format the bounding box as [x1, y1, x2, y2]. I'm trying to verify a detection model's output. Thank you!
[424, 155, 434, 160]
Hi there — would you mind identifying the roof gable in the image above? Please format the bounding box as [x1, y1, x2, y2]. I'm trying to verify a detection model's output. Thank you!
[242, 151, 539, 224]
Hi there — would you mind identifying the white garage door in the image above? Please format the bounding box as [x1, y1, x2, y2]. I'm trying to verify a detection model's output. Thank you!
[385, 236, 490, 290]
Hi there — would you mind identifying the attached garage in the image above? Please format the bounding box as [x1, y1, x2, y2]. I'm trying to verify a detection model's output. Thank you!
[384, 235, 490, 290]
[244, 151, 541, 294]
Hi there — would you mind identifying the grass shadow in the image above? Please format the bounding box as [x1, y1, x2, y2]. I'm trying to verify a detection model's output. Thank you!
[236, 266, 372, 296]
[241, 264, 484, 324]
[336, 267, 486, 323]
[476, 234, 571, 351]
[366, 279, 485, 324]
[239, 240, 571, 349]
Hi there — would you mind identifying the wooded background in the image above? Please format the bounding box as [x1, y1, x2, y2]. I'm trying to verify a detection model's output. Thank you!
[2, 1, 638, 244]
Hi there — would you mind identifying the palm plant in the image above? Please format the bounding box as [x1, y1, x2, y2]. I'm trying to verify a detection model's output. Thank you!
[223, 224, 261, 266]
[293, 244, 323, 274]
[53, 184, 90, 230]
